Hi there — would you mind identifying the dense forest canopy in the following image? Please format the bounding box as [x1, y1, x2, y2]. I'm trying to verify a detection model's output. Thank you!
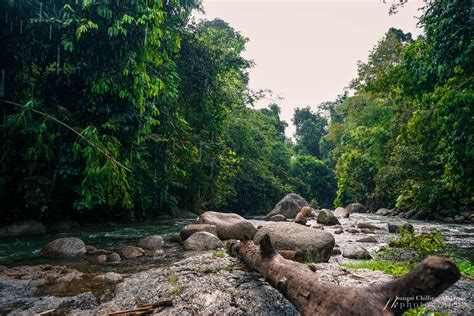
[0, 0, 472, 222]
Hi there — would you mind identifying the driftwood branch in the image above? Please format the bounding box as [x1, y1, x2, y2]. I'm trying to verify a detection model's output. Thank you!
[227, 234, 459, 316]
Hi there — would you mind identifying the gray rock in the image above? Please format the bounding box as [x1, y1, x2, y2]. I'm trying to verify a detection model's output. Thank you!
[254, 222, 334, 262]
[345, 228, 360, 234]
[454, 215, 465, 224]
[137, 235, 164, 250]
[107, 252, 121, 263]
[268, 214, 287, 222]
[357, 222, 382, 230]
[316, 209, 340, 226]
[360, 228, 375, 234]
[334, 207, 350, 218]
[92, 253, 298, 315]
[121, 246, 145, 259]
[182, 231, 223, 251]
[265, 193, 308, 219]
[334, 228, 343, 234]
[39, 237, 86, 258]
[398, 212, 407, 218]
[346, 203, 367, 214]
[412, 210, 428, 220]
[197, 211, 257, 240]
[180, 224, 217, 241]
[405, 210, 417, 219]
[376, 208, 391, 216]
[0, 220, 46, 237]
[387, 222, 414, 233]
[356, 236, 377, 243]
[343, 245, 372, 259]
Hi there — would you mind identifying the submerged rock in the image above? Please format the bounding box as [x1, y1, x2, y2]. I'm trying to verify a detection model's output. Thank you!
[182, 232, 223, 251]
[197, 211, 256, 240]
[317, 209, 340, 226]
[254, 222, 334, 262]
[265, 193, 308, 219]
[39, 237, 86, 258]
[387, 222, 414, 233]
[0, 220, 46, 237]
[138, 235, 164, 250]
[180, 224, 217, 241]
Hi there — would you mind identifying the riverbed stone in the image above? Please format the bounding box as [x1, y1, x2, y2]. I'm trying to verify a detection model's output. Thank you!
[357, 222, 382, 230]
[254, 222, 334, 262]
[197, 211, 256, 240]
[39, 237, 86, 258]
[334, 228, 343, 234]
[345, 228, 360, 234]
[388, 222, 414, 233]
[95, 272, 123, 282]
[356, 236, 377, 243]
[334, 207, 350, 218]
[182, 231, 223, 251]
[346, 203, 367, 214]
[376, 208, 391, 216]
[107, 252, 121, 263]
[342, 245, 372, 259]
[268, 214, 287, 222]
[94, 255, 107, 264]
[180, 224, 217, 241]
[265, 193, 308, 219]
[317, 209, 340, 226]
[137, 235, 164, 250]
[121, 246, 145, 259]
[454, 215, 465, 224]
[0, 220, 46, 237]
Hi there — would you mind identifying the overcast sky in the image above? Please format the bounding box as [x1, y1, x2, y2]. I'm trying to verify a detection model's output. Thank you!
[199, 0, 425, 138]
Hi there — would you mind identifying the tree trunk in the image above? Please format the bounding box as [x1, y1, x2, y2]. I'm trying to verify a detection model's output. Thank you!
[227, 234, 460, 316]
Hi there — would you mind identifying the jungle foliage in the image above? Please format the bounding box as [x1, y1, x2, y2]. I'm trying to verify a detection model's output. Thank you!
[323, 0, 473, 217]
[0, 0, 472, 221]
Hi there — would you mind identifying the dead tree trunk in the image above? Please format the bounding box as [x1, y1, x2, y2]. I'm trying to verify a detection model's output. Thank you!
[227, 234, 459, 316]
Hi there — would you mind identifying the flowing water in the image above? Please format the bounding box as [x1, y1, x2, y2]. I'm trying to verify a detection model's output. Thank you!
[0, 218, 195, 273]
[0, 215, 472, 270]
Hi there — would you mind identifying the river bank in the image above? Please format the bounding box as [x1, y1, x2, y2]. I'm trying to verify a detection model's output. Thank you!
[0, 212, 473, 315]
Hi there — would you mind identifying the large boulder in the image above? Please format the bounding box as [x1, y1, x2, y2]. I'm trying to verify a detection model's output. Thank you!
[346, 203, 367, 214]
[138, 235, 164, 250]
[265, 193, 308, 219]
[254, 222, 334, 262]
[316, 209, 340, 226]
[39, 237, 86, 258]
[180, 224, 218, 241]
[0, 220, 46, 237]
[334, 207, 350, 218]
[197, 211, 256, 240]
[182, 232, 223, 251]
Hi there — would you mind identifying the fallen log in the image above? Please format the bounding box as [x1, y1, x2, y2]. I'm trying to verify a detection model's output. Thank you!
[227, 234, 459, 316]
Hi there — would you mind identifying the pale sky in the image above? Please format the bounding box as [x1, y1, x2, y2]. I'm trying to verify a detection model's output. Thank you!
[199, 0, 425, 138]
